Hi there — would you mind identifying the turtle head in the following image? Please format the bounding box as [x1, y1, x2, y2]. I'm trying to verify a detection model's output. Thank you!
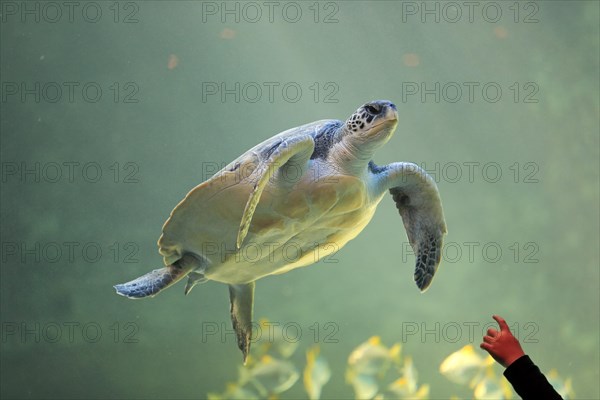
[344, 100, 398, 145]
[333, 100, 398, 170]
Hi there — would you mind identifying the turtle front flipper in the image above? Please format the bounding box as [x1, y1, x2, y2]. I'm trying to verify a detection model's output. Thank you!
[114, 253, 200, 299]
[228, 282, 255, 364]
[378, 162, 447, 292]
[237, 134, 315, 248]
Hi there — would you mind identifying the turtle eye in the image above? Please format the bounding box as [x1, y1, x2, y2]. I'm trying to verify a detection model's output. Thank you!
[364, 104, 381, 115]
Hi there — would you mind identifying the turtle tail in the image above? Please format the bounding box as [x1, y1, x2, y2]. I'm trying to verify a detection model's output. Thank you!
[114, 255, 197, 299]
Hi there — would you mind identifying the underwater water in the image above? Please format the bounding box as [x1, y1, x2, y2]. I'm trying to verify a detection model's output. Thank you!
[1, 1, 598, 399]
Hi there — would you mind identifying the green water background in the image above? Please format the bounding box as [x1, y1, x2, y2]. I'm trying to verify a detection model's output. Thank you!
[1, 1, 598, 398]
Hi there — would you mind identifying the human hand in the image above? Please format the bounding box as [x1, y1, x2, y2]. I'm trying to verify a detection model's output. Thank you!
[480, 315, 525, 368]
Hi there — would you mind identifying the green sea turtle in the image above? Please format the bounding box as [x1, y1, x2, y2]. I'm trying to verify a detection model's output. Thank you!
[115, 100, 447, 362]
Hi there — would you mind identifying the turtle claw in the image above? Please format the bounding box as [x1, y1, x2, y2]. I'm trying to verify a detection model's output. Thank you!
[184, 271, 207, 295]
[237, 327, 251, 365]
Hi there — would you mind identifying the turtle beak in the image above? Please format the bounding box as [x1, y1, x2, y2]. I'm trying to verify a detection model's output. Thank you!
[365, 100, 398, 139]
[385, 102, 398, 121]
[367, 100, 397, 123]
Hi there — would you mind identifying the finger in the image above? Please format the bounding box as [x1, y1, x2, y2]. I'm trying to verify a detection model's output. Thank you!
[480, 342, 492, 352]
[487, 328, 499, 337]
[482, 335, 495, 344]
[493, 315, 510, 332]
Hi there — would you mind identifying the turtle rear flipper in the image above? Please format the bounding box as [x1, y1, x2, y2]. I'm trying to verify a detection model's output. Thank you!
[114, 254, 201, 299]
[229, 282, 255, 364]
[114, 266, 187, 298]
